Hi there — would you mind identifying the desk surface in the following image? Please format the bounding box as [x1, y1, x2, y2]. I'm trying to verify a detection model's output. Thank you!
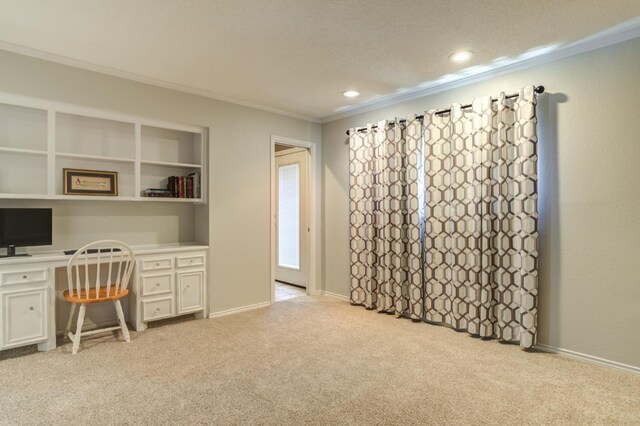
[0, 243, 209, 266]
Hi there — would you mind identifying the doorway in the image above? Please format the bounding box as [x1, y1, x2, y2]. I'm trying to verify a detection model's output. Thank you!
[275, 146, 309, 288]
[270, 135, 317, 303]
[274, 145, 309, 301]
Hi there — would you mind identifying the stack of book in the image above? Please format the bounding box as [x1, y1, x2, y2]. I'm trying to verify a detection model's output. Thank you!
[143, 188, 173, 198]
[166, 172, 200, 198]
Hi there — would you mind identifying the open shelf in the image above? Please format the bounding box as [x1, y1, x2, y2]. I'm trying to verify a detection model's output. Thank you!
[140, 160, 202, 168]
[140, 163, 202, 200]
[0, 102, 48, 152]
[138, 197, 203, 203]
[0, 151, 48, 195]
[0, 94, 207, 203]
[56, 156, 136, 198]
[0, 193, 203, 203]
[141, 125, 202, 166]
[0, 146, 48, 156]
[56, 152, 135, 163]
[56, 112, 135, 159]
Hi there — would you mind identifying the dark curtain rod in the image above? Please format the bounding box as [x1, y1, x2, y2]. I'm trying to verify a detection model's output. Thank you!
[346, 85, 545, 135]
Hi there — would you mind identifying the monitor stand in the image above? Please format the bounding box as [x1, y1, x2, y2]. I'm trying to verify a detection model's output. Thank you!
[0, 246, 31, 258]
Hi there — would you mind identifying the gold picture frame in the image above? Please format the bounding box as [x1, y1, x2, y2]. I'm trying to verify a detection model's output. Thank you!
[63, 168, 118, 196]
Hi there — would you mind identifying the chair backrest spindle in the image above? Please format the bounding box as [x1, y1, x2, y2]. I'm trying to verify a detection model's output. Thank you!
[107, 248, 114, 295]
[95, 246, 101, 300]
[115, 249, 124, 293]
[84, 254, 89, 296]
[75, 264, 80, 296]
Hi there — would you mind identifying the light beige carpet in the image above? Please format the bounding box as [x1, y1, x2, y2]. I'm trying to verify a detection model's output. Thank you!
[1, 295, 638, 425]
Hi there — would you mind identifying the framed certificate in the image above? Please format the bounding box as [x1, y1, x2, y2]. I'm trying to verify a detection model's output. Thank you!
[63, 168, 118, 196]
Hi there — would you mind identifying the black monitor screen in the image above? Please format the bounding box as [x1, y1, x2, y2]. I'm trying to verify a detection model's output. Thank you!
[0, 208, 52, 248]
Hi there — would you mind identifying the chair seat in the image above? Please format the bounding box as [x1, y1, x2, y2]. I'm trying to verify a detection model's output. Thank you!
[64, 287, 129, 304]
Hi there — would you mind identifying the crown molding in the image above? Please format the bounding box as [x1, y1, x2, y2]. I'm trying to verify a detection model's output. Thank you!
[2, 16, 639, 126]
[321, 17, 640, 123]
[0, 40, 321, 124]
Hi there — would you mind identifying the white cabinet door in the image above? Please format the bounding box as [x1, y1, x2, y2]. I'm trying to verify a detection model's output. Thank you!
[176, 270, 204, 314]
[2, 288, 47, 349]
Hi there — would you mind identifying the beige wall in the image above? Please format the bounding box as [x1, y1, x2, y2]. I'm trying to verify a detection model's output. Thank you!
[321, 38, 640, 368]
[0, 49, 321, 314]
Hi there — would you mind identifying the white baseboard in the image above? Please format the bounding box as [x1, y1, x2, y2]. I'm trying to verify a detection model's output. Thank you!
[208, 301, 271, 319]
[318, 290, 350, 302]
[535, 343, 639, 375]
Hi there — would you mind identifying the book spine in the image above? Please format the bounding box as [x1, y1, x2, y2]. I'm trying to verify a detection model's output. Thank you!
[166, 178, 173, 197]
[189, 171, 200, 199]
[187, 176, 193, 198]
[195, 172, 200, 199]
[170, 176, 178, 198]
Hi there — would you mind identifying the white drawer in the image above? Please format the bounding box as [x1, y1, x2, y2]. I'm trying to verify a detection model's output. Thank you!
[176, 254, 205, 269]
[142, 297, 174, 322]
[140, 257, 173, 272]
[141, 273, 173, 297]
[1, 268, 48, 287]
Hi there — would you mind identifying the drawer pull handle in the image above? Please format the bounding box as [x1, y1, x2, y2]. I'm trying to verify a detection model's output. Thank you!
[156, 307, 161, 311]
[29, 306, 34, 311]
[156, 283, 160, 287]
[186, 285, 190, 289]
[155, 263, 160, 267]
[22, 275, 28, 279]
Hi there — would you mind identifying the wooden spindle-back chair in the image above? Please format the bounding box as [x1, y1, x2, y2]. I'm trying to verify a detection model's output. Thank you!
[64, 240, 135, 354]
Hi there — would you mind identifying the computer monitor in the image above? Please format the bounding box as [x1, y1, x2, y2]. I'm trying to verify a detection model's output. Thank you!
[0, 208, 52, 258]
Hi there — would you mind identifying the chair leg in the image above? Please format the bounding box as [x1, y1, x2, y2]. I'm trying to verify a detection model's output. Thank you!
[64, 303, 77, 341]
[72, 304, 86, 355]
[114, 299, 130, 343]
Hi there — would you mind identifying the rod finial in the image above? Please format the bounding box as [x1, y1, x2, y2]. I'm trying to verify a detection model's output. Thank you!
[535, 85, 545, 94]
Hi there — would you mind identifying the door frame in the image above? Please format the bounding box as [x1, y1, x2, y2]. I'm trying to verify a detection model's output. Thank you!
[270, 135, 318, 303]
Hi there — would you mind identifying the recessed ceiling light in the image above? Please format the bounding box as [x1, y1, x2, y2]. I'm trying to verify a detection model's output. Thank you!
[449, 50, 474, 63]
[342, 90, 360, 98]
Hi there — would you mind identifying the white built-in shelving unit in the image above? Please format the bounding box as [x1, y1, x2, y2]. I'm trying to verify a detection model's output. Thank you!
[0, 93, 206, 203]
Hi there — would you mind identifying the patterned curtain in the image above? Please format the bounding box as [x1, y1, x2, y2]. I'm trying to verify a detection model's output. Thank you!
[347, 86, 539, 348]
[423, 86, 539, 348]
[348, 118, 423, 319]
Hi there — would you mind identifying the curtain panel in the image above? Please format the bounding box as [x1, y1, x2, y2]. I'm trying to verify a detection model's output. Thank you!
[348, 118, 423, 319]
[348, 86, 539, 349]
[423, 86, 539, 348]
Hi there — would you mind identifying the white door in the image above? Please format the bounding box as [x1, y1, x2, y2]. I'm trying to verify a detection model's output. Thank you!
[275, 148, 309, 287]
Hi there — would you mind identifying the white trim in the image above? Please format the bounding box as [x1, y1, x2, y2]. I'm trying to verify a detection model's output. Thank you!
[322, 17, 640, 123]
[318, 290, 350, 302]
[270, 135, 319, 305]
[208, 301, 271, 319]
[275, 147, 307, 157]
[535, 344, 640, 375]
[0, 40, 320, 124]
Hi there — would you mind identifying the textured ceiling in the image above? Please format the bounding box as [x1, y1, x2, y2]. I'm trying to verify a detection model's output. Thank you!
[0, 0, 639, 121]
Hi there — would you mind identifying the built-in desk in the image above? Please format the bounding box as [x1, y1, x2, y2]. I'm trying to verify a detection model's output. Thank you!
[0, 243, 208, 352]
